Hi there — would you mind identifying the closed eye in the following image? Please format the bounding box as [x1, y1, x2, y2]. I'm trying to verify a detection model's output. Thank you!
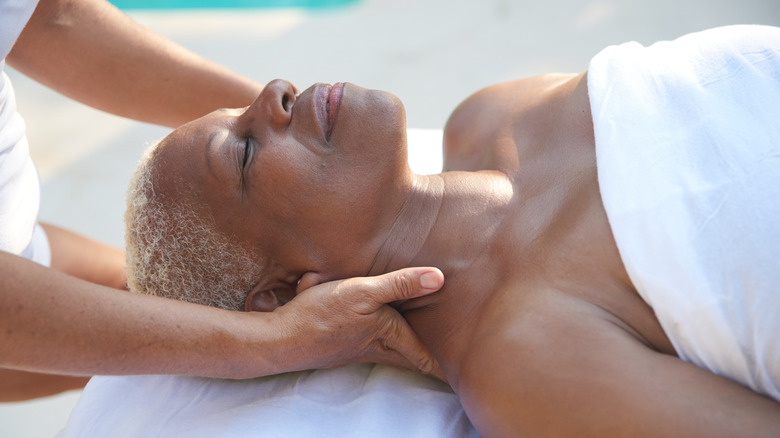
[242, 138, 251, 169]
[238, 137, 255, 194]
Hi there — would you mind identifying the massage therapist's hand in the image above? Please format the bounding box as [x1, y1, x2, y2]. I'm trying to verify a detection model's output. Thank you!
[274, 267, 445, 381]
[1, 252, 442, 387]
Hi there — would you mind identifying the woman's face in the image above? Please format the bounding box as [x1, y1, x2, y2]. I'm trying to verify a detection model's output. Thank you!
[153, 79, 410, 296]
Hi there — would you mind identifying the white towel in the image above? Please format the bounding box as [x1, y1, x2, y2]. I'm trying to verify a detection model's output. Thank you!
[589, 25, 780, 400]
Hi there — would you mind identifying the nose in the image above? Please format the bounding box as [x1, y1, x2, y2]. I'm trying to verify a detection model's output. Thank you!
[247, 79, 298, 128]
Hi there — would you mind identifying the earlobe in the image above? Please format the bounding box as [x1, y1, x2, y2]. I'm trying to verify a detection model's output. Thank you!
[245, 286, 280, 312]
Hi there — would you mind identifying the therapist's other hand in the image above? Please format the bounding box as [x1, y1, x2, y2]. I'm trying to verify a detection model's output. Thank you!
[275, 267, 445, 381]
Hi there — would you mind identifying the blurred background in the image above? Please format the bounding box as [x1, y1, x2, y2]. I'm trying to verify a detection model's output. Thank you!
[2, 0, 779, 435]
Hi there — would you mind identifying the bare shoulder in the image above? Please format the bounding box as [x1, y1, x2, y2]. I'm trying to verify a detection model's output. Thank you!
[442, 74, 579, 173]
[441, 82, 508, 172]
[456, 288, 780, 438]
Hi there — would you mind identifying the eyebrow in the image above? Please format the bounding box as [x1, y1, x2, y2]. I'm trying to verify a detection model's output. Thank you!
[204, 131, 219, 178]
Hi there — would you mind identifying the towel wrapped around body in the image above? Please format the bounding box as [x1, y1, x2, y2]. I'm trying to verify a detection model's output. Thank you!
[589, 25, 780, 401]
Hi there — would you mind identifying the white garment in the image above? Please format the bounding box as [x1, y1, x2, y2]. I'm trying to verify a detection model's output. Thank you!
[589, 25, 780, 400]
[0, 0, 38, 60]
[0, 0, 49, 266]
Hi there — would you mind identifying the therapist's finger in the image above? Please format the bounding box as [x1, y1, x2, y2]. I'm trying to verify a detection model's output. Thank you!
[340, 267, 444, 312]
[336, 268, 446, 380]
[367, 305, 447, 382]
[285, 267, 445, 379]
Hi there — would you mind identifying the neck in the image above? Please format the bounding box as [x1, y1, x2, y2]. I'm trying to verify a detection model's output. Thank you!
[369, 170, 515, 280]
[410, 171, 515, 276]
[368, 170, 517, 372]
[367, 174, 445, 276]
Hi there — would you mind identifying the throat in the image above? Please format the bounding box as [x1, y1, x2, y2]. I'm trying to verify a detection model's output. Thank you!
[368, 175, 444, 276]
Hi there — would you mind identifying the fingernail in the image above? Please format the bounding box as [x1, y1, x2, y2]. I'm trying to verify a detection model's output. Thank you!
[420, 271, 440, 289]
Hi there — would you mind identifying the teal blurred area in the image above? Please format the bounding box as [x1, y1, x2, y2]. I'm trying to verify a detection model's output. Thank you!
[109, 0, 359, 10]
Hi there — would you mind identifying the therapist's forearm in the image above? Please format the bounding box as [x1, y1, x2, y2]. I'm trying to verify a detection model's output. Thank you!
[0, 251, 283, 379]
[7, 0, 262, 128]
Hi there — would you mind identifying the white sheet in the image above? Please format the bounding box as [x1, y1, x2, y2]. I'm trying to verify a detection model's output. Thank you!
[58, 129, 479, 437]
[58, 365, 477, 438]
[590, 25, 780, 400]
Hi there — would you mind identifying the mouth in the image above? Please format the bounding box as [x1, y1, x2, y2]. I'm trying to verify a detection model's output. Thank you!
[325, 82, 345, 141]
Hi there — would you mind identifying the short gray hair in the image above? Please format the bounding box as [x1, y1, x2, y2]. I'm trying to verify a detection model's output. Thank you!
[124, 142, 261, 311]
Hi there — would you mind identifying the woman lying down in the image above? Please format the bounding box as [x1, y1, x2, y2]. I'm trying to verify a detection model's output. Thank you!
[125, 25, 780, 437]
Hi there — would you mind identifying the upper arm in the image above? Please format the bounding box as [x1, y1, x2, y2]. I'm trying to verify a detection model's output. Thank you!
[8, 0, 260, 127]
[458, 311, 780, 438]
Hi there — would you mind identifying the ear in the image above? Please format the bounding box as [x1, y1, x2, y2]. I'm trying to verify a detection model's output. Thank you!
[245, 284, 280, 312]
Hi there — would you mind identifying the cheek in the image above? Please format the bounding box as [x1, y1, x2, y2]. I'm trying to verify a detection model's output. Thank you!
[253, 149, 332, 218]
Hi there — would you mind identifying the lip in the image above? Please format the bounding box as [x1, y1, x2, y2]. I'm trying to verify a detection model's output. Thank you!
[313, 84, 329, 139]
[326, 82, 345, 141]
[311, 82, 346, 142]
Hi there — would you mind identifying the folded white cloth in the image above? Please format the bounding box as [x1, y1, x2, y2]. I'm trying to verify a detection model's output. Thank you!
[590, 25, 780, 400]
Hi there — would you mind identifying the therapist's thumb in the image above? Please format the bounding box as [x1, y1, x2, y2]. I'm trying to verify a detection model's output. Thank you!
[363, 267, 444, 307]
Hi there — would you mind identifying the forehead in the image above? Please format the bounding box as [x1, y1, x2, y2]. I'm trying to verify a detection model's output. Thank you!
[160, 109, 232, 159]
[151, 110, 240, 211]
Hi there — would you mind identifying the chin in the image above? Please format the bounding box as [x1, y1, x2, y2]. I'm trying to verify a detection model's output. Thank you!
[333, 85, 407, 154]
[370, 88, 407, 143]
